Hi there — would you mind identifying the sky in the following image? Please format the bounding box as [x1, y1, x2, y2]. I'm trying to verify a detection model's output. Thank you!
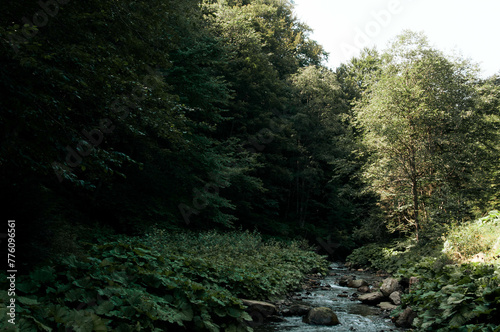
[292, 0, 500, 78]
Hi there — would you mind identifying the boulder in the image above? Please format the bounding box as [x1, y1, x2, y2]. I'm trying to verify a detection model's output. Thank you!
[303, 307, 340, 326]
[380, 277, 401, 297]
[339, 275, 354, 286]
[358, 291, 385, 305]
[266, 315, 286, 322]
[357, 285, 370, 293]
[241, 299, 276, 317]
[389, 291, 402, 305]
[378, 301, 397, 310]
[347, 279, 368, 288]
[281, 304, 311, 317]
[394, 307, 417, 328]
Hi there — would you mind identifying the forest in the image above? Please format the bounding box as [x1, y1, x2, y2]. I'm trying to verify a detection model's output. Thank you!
[0, 0, 499, 331]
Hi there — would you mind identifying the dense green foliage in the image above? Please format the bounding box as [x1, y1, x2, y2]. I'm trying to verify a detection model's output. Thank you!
[1, 0, 371, 268]
[443, 210, 500, 262]
[347, 212, 500, 331]
[0, 231, 327, 331]
[144, 229, 329, 299]
[399, 260, 500, 331]
[1, 0, 499, 331]
[355, 32, 498, 240]
[346, 237, 444, 273]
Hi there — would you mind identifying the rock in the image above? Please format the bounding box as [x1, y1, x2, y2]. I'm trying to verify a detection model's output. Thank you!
[376, 270, 390, 277]
[266, 315, 286, 322]
[389, 291, 402, 305]
[347, 279, 368, 288]
[281, 304, 311, 316]
[357, 285, 370, 293]
[409, 277, 419, 292]
[380, 277, 401, 297]
[303, 307, 340, 326]
[378, 301, 397, 310]
[358, 291, 385, 305]
[241, 299, 277, 317]
[394, 307, 417, 328]
[471, 252, 485, 263]
[339, 275, 354, 286]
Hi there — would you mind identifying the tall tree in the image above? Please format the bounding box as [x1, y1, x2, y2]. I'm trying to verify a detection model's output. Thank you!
[356, 31, 492, 240]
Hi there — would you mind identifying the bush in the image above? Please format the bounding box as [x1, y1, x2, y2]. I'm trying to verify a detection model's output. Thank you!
[443, 210, 500, 262]
[400, 261, 500, 331]
[346, 238, 444, 273]
[347, 212, 500, 331]
[144, 228, 329, 299]
[0, 230, 327, 331]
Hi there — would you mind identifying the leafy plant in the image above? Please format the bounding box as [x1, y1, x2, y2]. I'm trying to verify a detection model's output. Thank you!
[0, 237, 252, 331]
[400, 262, 500, 331]
[443, 210, 500, 261]
[0, 230, 327, 331]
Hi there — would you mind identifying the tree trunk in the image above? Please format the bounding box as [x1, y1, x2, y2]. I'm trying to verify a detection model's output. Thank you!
[410, 147, 419, 242]
[412, 180, 419, 242]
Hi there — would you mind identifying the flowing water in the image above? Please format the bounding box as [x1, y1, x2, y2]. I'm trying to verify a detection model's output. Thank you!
[254, 263, 406, 332]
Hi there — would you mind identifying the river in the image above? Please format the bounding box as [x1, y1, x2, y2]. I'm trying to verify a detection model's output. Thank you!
[254, 262, 407, 332]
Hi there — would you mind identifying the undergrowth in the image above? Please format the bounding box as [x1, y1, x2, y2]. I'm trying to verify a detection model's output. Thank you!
[442, 210, 500, 262]
[398, 259, 500, 331]
[346, 211, 500, 331]
[0, 230, 327, 331]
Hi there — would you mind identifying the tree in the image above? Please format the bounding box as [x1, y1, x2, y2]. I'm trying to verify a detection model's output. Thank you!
[356, 31, 492, 240]
[288, 65, 371, 250]
[475, 74, 500, 209]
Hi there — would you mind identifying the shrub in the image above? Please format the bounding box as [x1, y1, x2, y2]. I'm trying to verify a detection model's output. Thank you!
[443, 210, 500, 262]
[346, 238, 444, 273]
[400, 261, 500, 331]
[0, 230, 327, 331]
[0, 237, 252, 331]
[144, 228, 329, 300]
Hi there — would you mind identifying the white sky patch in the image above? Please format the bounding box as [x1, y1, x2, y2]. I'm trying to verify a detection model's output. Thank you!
[292, 0, 500, 78]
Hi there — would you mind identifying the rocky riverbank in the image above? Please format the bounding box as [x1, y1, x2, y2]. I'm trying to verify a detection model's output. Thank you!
[247, 262, 412, 331]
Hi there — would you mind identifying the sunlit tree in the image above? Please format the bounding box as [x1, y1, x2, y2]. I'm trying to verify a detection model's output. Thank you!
[356, 31, 492, 240]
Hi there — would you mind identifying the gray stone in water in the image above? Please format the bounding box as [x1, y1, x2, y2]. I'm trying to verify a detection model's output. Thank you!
[348, 279, 368, 288]
[358, 285, 370, 293]
[339, 275, 354, 286]
[281, 304, 311, 316]
[303, 307, 340, 326]
[241, 299, 276, 317]
[358, 291, 385, 305]
[378, 301, 398, 310]
[266, 315, 286, 322]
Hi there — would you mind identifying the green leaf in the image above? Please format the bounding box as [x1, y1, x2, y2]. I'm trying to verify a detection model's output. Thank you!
[17, 296, 40, 306]
[30, 266, 56, 284]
